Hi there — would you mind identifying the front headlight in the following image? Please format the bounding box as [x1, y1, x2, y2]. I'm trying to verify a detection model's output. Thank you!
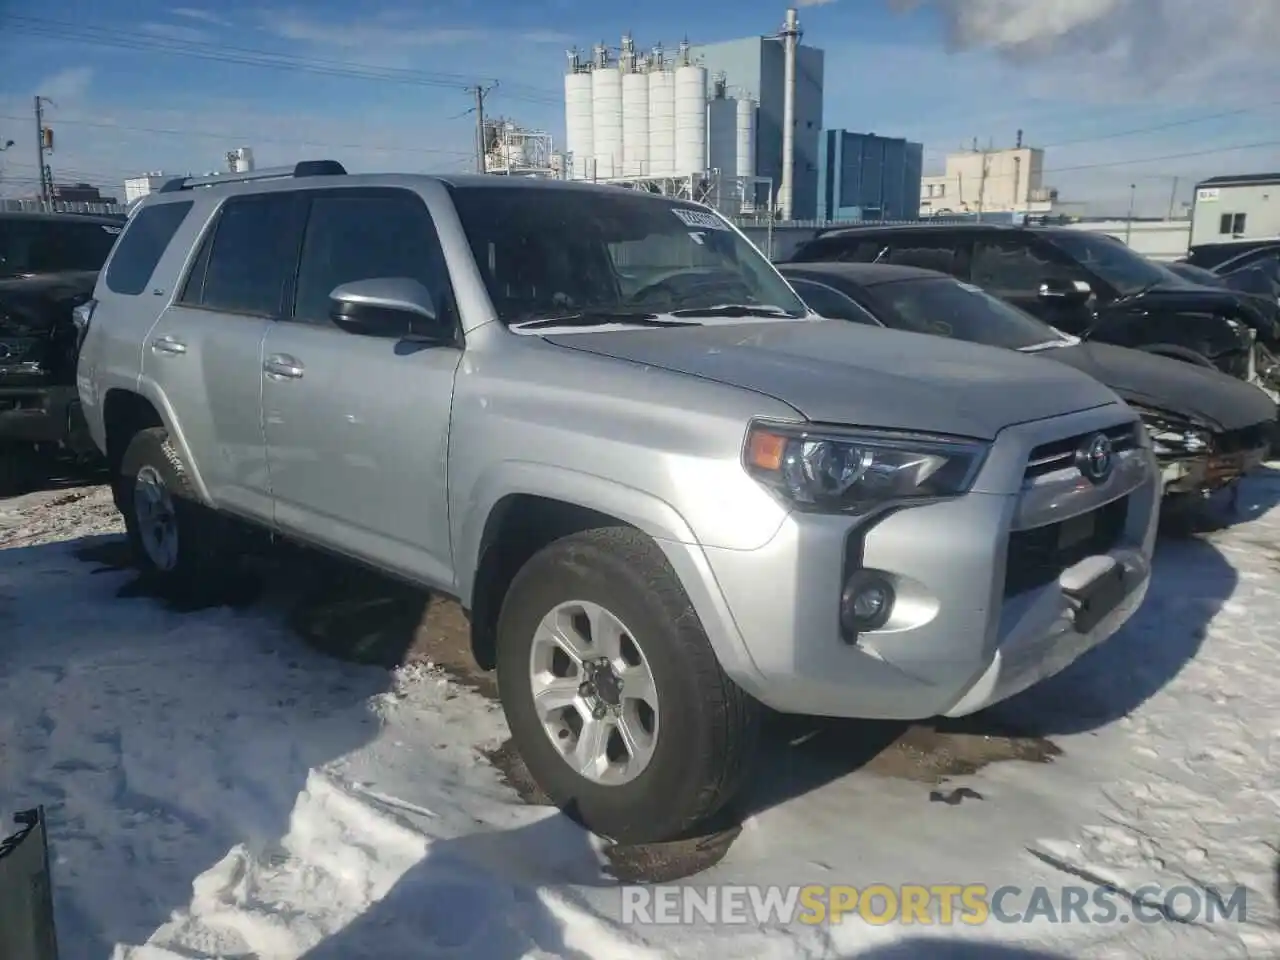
[743, 420, 989, 514]
[1129, 406, 1212, 456]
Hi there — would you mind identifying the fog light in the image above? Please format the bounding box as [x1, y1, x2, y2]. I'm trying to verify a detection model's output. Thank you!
[840, 571, 895, 638]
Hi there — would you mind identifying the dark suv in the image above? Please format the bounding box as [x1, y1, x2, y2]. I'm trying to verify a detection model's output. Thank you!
[786, 223, 1279, 388]
[0, 210, 123, 491]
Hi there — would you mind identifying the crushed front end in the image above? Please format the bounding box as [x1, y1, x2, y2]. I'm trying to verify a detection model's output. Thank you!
[1133, 404, 1273, 496]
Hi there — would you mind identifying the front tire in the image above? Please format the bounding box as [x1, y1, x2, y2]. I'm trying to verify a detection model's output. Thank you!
[118, 427, 235, 601]
[495, 526, 760, 844]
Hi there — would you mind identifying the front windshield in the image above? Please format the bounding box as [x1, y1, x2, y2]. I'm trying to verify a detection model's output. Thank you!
[447, 185, 807, 324]
[0, 216, 120, 278]
[1045, 231, 1168, 296]
[864, 277, 1069, 350]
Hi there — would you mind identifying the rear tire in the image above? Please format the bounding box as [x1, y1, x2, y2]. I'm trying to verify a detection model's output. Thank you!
[495, 526, 760, 844]
[118, 427, 236, 602]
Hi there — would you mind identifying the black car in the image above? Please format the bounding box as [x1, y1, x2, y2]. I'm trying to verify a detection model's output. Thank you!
[0, 210, 123, 491]
[778, 262, 1278, 502]
[784, 222, 1280, 385]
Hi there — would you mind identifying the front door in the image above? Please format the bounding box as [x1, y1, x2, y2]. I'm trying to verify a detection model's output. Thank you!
[968, 234, 1096, 335]
[260, 187, 462, 590]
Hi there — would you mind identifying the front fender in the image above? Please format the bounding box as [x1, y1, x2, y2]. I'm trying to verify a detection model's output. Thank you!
[454, 460, 700, 605]
[453, 459, 765, 686]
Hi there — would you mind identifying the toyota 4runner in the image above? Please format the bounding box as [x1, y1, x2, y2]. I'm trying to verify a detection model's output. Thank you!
[77, 163, 1160, 843]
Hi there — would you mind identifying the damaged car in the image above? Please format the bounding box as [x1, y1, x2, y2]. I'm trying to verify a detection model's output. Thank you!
[0, 210, 121, 492]
[778, 262, 1277, 505]
[784, 223, 1280, 398]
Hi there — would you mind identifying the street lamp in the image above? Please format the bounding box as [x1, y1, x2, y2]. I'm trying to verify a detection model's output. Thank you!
[1124, 183, 1136, 245]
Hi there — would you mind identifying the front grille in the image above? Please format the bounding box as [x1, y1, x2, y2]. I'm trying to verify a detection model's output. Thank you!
[1024, 422, 1138, 481]
[1004, 496, 1129, 597]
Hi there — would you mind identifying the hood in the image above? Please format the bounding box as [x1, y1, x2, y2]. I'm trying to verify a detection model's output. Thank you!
[1043, 340, 1278, 431]
[1119, 281, 1280, 341]
[544, 319, 1117, 441]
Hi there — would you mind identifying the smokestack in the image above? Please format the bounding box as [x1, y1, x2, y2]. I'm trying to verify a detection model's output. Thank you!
[779, 7, 800, 221]
[1016, 128, 1023, 148]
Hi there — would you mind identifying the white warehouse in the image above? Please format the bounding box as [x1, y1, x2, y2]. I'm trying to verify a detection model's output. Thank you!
[563, 35, 758, 208]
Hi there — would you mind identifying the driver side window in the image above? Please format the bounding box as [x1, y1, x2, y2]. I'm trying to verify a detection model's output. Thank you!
[970, 237, 1082, 296]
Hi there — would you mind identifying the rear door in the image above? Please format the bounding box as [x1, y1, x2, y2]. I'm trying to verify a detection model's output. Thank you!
[141, 193, 303, 520]
[260, 187, 462, 589]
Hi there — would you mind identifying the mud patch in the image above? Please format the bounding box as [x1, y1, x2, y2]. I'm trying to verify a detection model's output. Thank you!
[863, 719, 1061, 783]
[483, 737, 742, 883]
[286, 555, 496, 698]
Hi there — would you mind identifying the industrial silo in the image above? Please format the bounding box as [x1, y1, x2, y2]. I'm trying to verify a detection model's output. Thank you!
[735, 96, 756, 179]
[647, 51, 676, 178]
[622, 69, 650, 177]
[591, 45, 624, 180]
[673, 48, 707, 179]
[563, 52, 594, 180]
[707, 74, 737, 177]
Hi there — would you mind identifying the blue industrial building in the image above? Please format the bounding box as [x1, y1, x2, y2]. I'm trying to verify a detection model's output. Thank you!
[690, 34, 825, 220]
[817, 130, 924, 222]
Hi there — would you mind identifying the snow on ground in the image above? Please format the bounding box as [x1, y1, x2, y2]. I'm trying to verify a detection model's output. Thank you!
[2, 473, 1280, 959]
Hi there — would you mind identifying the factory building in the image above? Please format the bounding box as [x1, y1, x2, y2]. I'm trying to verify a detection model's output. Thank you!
[817, 130, 923, 222]
[561, 8, 818, 219]
[1189, 172, 1280, 249]
[690, 11, 823, 220]
[919, 137, 1058, 218]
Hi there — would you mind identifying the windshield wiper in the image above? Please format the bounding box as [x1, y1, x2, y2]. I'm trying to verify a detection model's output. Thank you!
[1019, 339, 1072, 352]
[669, 304, 798, 318]
[510, 310, 699, 330]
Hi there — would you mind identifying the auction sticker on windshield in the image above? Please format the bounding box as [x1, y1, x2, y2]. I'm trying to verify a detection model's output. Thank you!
[672, 208, 729, 230]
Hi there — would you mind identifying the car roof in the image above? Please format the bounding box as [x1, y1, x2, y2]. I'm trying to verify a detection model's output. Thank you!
[778, 261, 943, 286]
[143, 167, 704, 207]
[0, 210, 125, 225]
[812, 222, 1079, 240]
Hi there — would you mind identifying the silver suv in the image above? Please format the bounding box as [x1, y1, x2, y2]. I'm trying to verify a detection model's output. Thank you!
[76, 162, 1160, 844]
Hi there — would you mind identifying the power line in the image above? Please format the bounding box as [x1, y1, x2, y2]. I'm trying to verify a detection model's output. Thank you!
[0, 114, 475, 159]
[0, 16, 562, 107]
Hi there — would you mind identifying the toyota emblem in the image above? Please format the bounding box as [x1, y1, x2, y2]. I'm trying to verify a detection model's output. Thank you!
[1075, 433, 1114, 484]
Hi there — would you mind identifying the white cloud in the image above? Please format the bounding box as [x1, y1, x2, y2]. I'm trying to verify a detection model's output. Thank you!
[36, 67, 94, 105]
[171, 7, 234, 27]
[263, 11, 571, 52]
[891, 0, 1280, 98]
[140, 22, 213, 44]
[797, 0, 840, 6]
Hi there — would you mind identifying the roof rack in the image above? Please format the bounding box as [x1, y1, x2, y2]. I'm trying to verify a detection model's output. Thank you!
[157, 160, 347, 194]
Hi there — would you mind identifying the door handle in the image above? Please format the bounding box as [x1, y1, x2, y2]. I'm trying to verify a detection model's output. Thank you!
[150, 335, 187, 355]
[263, 354, 304, 380]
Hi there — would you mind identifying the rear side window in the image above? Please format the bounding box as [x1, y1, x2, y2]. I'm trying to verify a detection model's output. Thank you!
[105, 202, 192, 295]
[789, 236, 885, 263]
[881, 239, 959, 275]
[193, 195, 299, 316]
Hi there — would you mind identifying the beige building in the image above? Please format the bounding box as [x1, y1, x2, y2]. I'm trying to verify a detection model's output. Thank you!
[919, 146, 1059, 217]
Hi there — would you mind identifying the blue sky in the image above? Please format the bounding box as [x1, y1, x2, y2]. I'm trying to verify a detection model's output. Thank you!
[1, 0, 1278, 215]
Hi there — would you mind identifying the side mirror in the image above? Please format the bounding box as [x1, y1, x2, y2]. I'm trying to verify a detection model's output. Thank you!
[1038, 277, 1092, 304]
[328, 277, 450, 342]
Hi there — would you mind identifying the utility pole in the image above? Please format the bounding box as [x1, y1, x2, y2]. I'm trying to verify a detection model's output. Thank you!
[471, 82, 497, 174]
[1166, 176, 1179, 220]
[975, 137, 992, 223]
[34, 95, 51, 202]
[1124, 183, 1137, 245]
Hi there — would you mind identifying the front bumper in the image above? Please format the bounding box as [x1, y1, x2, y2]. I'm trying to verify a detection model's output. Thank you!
[671, 406, 1160, 721]
[0, 382, 94, 453]
[1159, 447, 1270, 494]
